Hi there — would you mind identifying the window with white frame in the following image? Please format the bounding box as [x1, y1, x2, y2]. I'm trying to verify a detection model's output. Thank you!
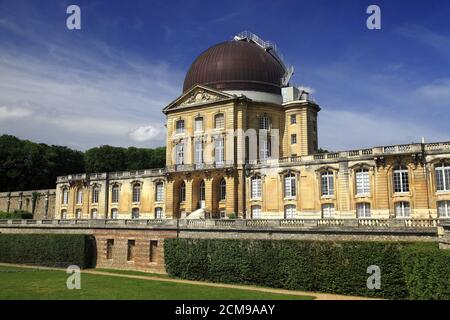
[322, 203, 335, 218]
[435, 163, 450, 192]
[290, 114, 296, 124]
[199, 180, 206, 202]
[251, 205, 261, 219]
[132, 208, 139, 219]
[194, 117, 203, 132]
[176, 142, 184, 165]
[155, 207, 163, 219]
[175, 119, 185, 134]
[132, 184, 141, 203]
[219, 209, 226, 219]
[156, 182, 164, 202]
[393, 166, 409, 193]
[321, 171, 334, 196]
[61, 209, 67, 220]
[356, 203, 371, 218]
[355, 168, 370, 195]
[92, 186, 100, 204]
[285, 205, 296, 219]
[259, 116, 270, 130]
[91, 209, 98, 219]
[111, 208, 118, 219]
[194, 139, 203, 165]
[284, 173, 296, 198]
[76, 188, 83, 204]
[62, 188, 68, 205]
[179, 182, 186, 202]
[395, 201, 410, 218]
[214, 136, 224, 164]
[112, 185, 119, 203]
[437, 200, 450, 218]
[219, 178, 226, 201]
[75, 209, 82, 219]
[251, 176, 262, 199]
[291, 134, 297, 145]
[214, 113, 224, 129]
[259, 138, 271, 160]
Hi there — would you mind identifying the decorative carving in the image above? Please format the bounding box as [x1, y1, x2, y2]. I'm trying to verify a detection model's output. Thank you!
[412, 153, 424, 167]
[180, 90, 221, 106]
[374, 156, 386, 168]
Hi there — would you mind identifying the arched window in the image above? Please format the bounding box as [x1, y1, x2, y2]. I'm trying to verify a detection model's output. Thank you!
[251, 205, 261, 219]
[355, 168, 370, 195]
[155, 207, 163, 219]
[199, 180, 206, 202]
[179, 182, 186, 202]
[155, 182, 164, 202]
[75, 209, 82, 219]
[393, 166, 409, 193]
[356, 203, 371, 218]
[285, 205, 296, 219]
[214, 113, 224, 129]
[112, 185, 119, 203]
[321, 171, 334, 196]
[219, 179, 226, 201]
[62, 188, 68, 205]
[91, 209, 98, 219]
[76, 188, 83, 204]
[132, 184, 141, 203]
[175, 119, 185, 134]
[92, 186, 100, 204]
[251, 176, 262, 199]
[437, 201, 450, 218]
[132, 208, 139, 219]
[284, 173, 296, 198]
[194, 117, 203, 132]
[395, 201, 410, 218]
[435, 162, 450, 191]
[60, 209, 67, 220]
[322, 203, 335, 218]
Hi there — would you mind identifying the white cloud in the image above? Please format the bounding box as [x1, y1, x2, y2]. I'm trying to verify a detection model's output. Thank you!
[129, 125, 165, 142]
[0, 105, 32, 119]
[416, 79, 450, 101]
[297, 85, 316, 94]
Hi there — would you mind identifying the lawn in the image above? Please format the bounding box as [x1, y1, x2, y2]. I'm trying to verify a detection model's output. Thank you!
[0, 266, 313, 300]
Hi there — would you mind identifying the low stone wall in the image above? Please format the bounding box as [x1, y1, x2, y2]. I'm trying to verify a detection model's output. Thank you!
[439, 223, 450, 250]
[0, 190, 56, 219]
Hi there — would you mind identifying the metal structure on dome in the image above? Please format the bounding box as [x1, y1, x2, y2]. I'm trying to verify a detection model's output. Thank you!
[234, 31, 294, 86]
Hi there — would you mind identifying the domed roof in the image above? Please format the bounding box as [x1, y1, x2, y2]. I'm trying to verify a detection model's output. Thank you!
[183, 40, 286, 95]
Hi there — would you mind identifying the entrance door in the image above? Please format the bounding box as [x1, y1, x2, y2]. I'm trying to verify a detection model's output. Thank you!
[199, 180, 206, 209]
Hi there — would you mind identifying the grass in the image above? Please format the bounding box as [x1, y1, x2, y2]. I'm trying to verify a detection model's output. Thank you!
[0, 266, 313, 300]
[94, 268, 171, 279]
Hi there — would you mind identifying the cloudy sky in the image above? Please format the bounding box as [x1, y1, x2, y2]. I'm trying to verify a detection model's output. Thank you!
[0, 0, 449, 151]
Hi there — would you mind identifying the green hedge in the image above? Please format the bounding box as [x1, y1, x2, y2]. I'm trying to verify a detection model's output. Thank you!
[165, 239, 450, 300]
[0, 210, 33, 219]
[0, 234, 96, 268]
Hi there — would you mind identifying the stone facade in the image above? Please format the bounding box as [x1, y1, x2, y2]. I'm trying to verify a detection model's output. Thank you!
[0, 189, 55, 219]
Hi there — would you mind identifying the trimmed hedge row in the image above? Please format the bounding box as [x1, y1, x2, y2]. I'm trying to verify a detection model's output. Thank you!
[0, 234, 96, 268]
[164, 239, 450, 300]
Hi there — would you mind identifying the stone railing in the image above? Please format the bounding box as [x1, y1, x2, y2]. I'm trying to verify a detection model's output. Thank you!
[1, 218, 447, 231]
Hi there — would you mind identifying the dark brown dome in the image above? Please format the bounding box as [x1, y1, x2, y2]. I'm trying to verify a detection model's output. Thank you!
[183, 40, 286, 94]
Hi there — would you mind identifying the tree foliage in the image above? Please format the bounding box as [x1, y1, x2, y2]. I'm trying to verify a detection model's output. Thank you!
[0, 135, 166, 192]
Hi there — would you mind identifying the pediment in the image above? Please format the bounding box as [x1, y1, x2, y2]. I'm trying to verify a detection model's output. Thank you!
[163, 85, 234, 113]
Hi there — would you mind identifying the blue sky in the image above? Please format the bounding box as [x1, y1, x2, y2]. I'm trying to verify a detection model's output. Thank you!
[0, 0, 449, 151]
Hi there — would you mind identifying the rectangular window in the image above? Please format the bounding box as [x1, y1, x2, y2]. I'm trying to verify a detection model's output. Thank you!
[132, 186, 140, 203]
[112, 187, 119, 203]
[131, 208, 139, 219]
[437, 201, 450, 218]
[395, 202, 410, 218]
[259, 138, 271, 160]
[194, 139, 203, 165]
[284, 175, 296, 198]
[92, 188, 99, 204]
[219, 209, 226, 219]
[176, 142, 184, 166]
[259, 117, 270, 130]
[252, 206, 261, 219]
[62, 189, 68, 205]
[356, 169, 370, 195]
[156, 183, 164, 202]
[291, 134, 297, 145]
[321, 172, 334, 196]
[285, 205, 296, 219]
[195, 118, 203, 132]
[111, 208, 118, 219]
[251, 177, 262, 199]
[176, 120, 185, 134]
[394, 167, 409, 193]
[436, 164, 450, 191]
[149, 240, 158, 263]
[215, 114, 224, 129]
[357, 203, 371, 218]
[290, 114, 296, 124]
[106, 239, 114, 260]
[215, 137, 224, 164]
[155, 207, 163, 219]
[75, 209, 82, 219]
[127, 240, 135, 261]
[322, 204, 335, 218]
